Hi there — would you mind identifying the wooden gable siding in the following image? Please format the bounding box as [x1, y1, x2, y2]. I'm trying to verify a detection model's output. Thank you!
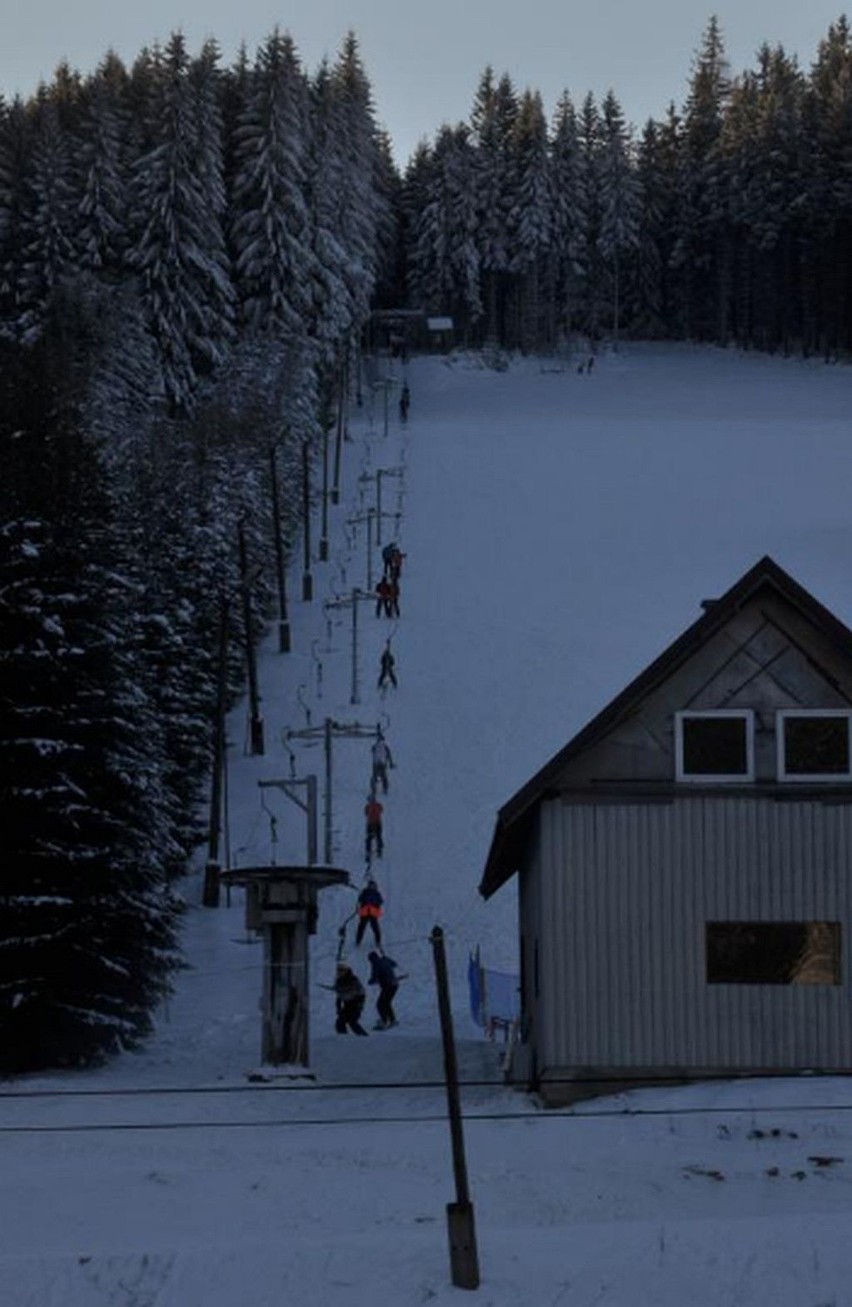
[550, 593, 852, 790]
[533, 795, 852, 1073]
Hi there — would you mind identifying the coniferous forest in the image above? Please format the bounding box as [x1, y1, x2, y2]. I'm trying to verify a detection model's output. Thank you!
[3, 16, 852, 1070]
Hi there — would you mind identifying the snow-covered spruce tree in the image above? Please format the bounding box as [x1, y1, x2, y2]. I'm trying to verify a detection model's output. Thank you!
[633, 107, 680, 337]
[470, 68, 518, 344]
[304, 59, 358, 368]
[669, 16, 731, 340]
[0, 96, 31, 336]
[15, 99, 78, 343]
[575, 92, 605, 340]
[0, 309, 181, 1072]
[548, 90, 588, 346]
[127, 32, 234, 411]
[596, 90, 641, 345]
[230, 29, 314, 339]
[800, 18, 852, 357]
[330, 32, 387, 336]
[372, 128, 405, 310]
[408, 124, 481, 334]
[506, 89, 551, 351]
[76, 53, 131, 276]
[743, 45, 806, 353]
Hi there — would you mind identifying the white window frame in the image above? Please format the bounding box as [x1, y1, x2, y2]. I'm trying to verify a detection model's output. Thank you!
[675, 710, 755, 783]
[776, 709, 852, 783]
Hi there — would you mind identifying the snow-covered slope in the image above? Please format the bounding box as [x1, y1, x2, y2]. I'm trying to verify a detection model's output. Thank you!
[5, 343, 852, 1306]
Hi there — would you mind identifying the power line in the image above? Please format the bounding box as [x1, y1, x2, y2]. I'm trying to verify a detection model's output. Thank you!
[4, 1100, 852, 1136]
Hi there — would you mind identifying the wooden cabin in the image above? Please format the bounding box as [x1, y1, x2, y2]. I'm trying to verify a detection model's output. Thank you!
[480, 557, 852, 1103]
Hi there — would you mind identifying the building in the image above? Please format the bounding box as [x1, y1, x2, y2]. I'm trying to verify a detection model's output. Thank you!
[480, 557, 852, 1103]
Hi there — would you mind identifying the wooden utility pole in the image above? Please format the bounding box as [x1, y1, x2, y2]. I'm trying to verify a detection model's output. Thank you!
[238, 521, 265, 755]
[269, 444, 291, 653]
[319, 424, 330, 561]
[203, 600, 229, 907]
[301, 440, 314, 601]
[430, 925, 480, 1290]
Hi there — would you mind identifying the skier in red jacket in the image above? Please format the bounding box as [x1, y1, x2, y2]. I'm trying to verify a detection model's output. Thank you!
[364, 795, 384, 860]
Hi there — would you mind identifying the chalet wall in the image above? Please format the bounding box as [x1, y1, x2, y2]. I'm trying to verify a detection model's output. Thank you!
[537, 794, 852, 1072]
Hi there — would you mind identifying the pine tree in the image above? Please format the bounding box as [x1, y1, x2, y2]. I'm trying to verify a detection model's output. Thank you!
[127, 32, 234, 410]
[0, 308, 181, 1071]
[596, 90, 641, 344]
[16, 100, 78, 342]
[507, 90, 551, 350]
[670, 16, 731, 339]
[548, 90, 588, 344]
[330, 32, 386, 334]
[408, 124, 481, 332]
[76, 53, 130, 274]
[471, 68, 518, 342]
[0, 97, 31, 334]
[230, 29, 314, 339]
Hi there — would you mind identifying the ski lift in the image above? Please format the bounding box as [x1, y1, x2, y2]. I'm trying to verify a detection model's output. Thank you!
[258, 786, 279, 867]
[296, 684, 312, 727]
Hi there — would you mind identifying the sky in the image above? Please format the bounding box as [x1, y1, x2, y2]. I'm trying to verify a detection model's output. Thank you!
[6, 342, 852, 1303]
[2, 0, 849, 165]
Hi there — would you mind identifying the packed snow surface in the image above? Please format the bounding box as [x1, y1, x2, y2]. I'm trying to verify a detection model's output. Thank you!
[5, 342, 852, 1306]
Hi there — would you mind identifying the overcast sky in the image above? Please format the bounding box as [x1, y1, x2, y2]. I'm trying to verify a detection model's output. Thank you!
[2, 0, 847, 165]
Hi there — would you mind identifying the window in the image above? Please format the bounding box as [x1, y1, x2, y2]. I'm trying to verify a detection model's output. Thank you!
[706, 922, 841, 985]
[776, 710, 852, 782]
[675, 711, 754, 782]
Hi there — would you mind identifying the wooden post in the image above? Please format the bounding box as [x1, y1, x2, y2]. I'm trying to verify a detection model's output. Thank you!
[430, 925, 480, 1290]
[269, 445, 291, 653]
[203, 601, 229, 907]
[301, 440, 313, 601]
[238, 522, 265, 755]
[319, 424, 330, 562]
[324, 716, 334, 865]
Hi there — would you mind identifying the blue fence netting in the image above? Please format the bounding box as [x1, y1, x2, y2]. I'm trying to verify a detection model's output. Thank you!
[468, 947, 520, 1041]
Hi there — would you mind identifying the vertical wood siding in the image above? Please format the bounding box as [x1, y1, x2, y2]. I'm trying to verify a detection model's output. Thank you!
[539, 796, 852, 1070]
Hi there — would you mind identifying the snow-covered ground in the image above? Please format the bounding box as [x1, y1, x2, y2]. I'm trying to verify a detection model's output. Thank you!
[5, 342, 852, 1305]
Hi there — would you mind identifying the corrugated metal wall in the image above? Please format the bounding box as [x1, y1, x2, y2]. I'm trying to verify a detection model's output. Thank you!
[537, 795, 852, 1071]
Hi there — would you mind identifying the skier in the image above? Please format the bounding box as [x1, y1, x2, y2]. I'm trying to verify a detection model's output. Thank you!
[355, 877, 384, 946]
[332, 963, 368, 1035]
[399, 382, 410, 422]
[388, 546, 404, 583]
[375, 576, 393, 617]
[371, 731, 394, 792]
[368, 951, 403, 1029]
[382, 541, 398, 579]
[364, 795, 384, 862]
[377, 643, 397, 690]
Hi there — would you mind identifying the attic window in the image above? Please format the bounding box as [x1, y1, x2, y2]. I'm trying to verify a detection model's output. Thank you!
[777, 710, 852, 781]
[675, 710, 754, 782]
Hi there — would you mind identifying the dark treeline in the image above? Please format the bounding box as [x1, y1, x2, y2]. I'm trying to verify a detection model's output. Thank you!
[0, 30, 394, 1070]
[404, 15, 852, 357]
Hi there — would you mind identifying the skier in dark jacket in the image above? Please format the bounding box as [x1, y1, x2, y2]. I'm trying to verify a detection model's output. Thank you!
[399, 382, 410, 422]
[333, 963, 368, 1035]
[368, 951, 401, 1028]
[377, 643, 397, 690]
[355, 876, 384, 945]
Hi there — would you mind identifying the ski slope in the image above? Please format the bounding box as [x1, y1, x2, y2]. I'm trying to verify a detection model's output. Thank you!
[5, 342, 852, 1306]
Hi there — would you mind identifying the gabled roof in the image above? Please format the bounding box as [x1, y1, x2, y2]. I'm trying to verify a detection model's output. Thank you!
[479, 556, 852, 899]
